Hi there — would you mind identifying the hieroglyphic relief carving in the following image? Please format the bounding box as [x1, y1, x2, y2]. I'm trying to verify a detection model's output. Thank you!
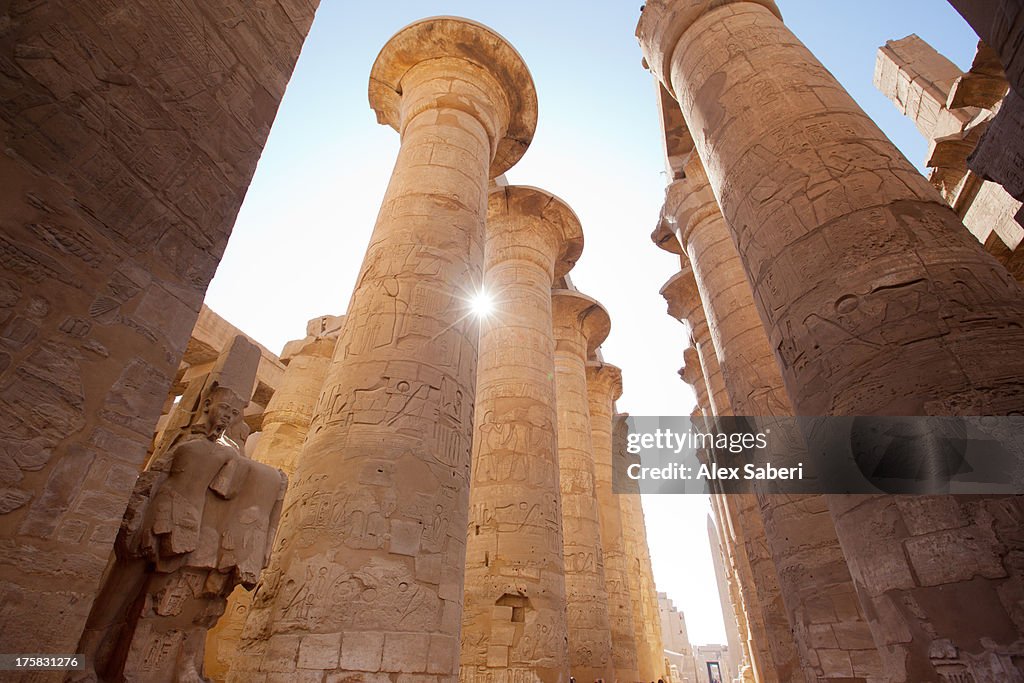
[638, 1, 1024, 678]
[551, 289, 614, 682]
[461, 186, 580, 682]
[233, 18, 536, 680]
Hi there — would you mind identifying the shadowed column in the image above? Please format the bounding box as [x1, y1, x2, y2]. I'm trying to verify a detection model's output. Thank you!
[659, 156, 883, 682]
[639, 2, 1024, 679]
[551, 289, 615, 682]
[460, 186, 582, 682]
[660, 264, 732, 417]
[233, 17, 536, 680]
[586, 361, 641, 682]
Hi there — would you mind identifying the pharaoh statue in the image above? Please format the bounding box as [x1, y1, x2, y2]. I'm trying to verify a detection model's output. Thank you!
[73, 337, 287, 682]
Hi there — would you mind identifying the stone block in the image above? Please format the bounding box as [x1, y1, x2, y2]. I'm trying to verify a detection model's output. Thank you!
[486, 645, 509, 668]
[491, 620, 516, 646]
[381, 632, 429, 672]
[261, 634, 301, 672]
[388, 519, 422, 556]
[426, 634, 457, 675]
[415, 553, 442, 584]
[339, 631, 384, 672]
[904, 528, 1007, 586]
[297, 632, 341, 669]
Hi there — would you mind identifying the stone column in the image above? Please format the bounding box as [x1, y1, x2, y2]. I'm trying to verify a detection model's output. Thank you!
[639, 2, 1024, 679]
[614, 414, 667, 683]
[551, 289, 614, 682]
[662, 158, 883, 681]
[707, 513, 752, 683]
[0, 2, 317, 660]
[460, 186, 582, 682]
[659, 265, 731, 417]
[586, 361, 641, 682]
[205, 314, 343, 682]
[233, 18, 536, 680]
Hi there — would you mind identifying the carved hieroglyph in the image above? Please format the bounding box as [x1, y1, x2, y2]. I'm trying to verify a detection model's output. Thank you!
[585, 362, 640, 681]
[658, 157, 883, 681]
[232, 17, 537, 681]
[551, 289, 614, 682]
[205, 315, 343, 682]
[639, 2, 1024, 679]
[461, 186, 582, 682]
[0, 2, 316, 661]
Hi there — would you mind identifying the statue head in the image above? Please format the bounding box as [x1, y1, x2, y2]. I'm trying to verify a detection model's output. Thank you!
[200, 385, 246, 441]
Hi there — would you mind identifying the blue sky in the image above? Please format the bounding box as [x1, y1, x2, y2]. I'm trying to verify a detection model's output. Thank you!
[206, 1, 980, 646]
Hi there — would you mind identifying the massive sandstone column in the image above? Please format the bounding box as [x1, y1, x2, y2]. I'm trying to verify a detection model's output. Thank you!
[586, 361, 641, 682]
[460, 186, 582, 682]
[551, 289, 614, 681]
[0, 1, 317, 660]
[205, 314, 343, 681]
[614, 415, 668, 683]
[639, 2, 1024, 680]
[658, 158, 883, 681]
[233, 18, 536, 680]
[660, 267, 797, 682]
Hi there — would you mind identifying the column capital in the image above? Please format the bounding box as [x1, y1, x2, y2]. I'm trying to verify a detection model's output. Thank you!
[659, 265, 704, 327]
[681, 346, 702, 386]
[636, 0, 781, 96]
[487, 184, 584, 279]
[551, 289, 611, 357]
[586, 361, 624, 403]
[662, 166, 719, 252]
[370, 16, 538, 177]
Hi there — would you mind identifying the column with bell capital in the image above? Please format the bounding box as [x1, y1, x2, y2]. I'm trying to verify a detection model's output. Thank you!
[235, 17, 537, 680]
[551, 289, 615, 682]
[659, 264, 731, 417]
[586, 361, 641, 682]
[460, 185, 582, 681]
[638, 2, 1024, 674]
[663, 151, 883, 683]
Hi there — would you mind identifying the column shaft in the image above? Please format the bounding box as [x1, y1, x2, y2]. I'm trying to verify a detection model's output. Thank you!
[552, 290, 614, 681]
[206, 323, 340, 681]
[460, 186, 580, 682]
[234, 18, 536, 679]
[668, 161, 883, 681]
[587, 363, 641, 681]
[639, 2, 1024, 679]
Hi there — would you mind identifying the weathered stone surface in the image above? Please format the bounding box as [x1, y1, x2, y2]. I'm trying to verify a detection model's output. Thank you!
[657, 149, 882, 682]
[551, 289, 614, 682]
[0, 0, 315, 663]
[614, 414, 668, 682]
[639, 2, 1024, 680]
[206, 316, 342, 681]
[461, 186, 580, 682]
[586, 362, 640, 682]
[75, 340, 287, 683]
[233, 17, 536, 681]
